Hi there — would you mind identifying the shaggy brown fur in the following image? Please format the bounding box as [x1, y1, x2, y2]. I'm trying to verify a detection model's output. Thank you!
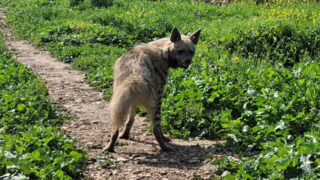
[104, 27, 201, 152]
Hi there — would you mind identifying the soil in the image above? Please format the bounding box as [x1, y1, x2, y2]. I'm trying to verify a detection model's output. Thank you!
[0, 7, 237, 180]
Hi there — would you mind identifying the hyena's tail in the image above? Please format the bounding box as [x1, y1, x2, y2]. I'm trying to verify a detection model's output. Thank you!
[109, 76, 151, 128]
[109, 84, 135, 128]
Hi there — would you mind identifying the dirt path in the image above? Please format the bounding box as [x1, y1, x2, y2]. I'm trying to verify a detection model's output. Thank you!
[0, 7, 234, 180]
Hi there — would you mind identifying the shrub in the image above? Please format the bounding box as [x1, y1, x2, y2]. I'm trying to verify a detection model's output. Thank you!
[69, 0, 84, 7]
[91, 0, 113, 8]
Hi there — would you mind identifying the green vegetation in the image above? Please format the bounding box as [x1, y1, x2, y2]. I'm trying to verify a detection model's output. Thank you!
[1, 0, 320, 178]
[0, 33, 87, 178]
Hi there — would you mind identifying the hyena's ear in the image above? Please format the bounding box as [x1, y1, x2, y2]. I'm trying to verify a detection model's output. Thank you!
[170, 27, 182, 43]
[190, 29, 202, 44]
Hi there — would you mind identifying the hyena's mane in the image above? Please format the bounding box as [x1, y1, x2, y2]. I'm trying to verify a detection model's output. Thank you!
[113, 44, 164, 83]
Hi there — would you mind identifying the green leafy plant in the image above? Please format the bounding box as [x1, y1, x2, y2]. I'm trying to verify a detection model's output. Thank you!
[91, 0, 113, 8]
[2, 0, 320, 178]
[0, 32, 88, 179]
[70, 0, 84, 7]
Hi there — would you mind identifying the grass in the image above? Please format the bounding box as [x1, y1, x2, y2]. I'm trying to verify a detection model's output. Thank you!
[0, 31, 88, 179]
[1, 0, 320, 178]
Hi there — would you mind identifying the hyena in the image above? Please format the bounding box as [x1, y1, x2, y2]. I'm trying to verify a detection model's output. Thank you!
[104, 27, 201, 152]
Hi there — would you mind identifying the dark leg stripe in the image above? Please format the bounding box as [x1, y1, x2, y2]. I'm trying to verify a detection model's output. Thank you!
[160, 67, 168, 76]
[144, 60, 150, 69]
[150, 60, 156, 72]
[154, 117, 161, 121]
[154, 110, 160, 116]
[142, 77, 157, 101]
[155, 68, 165, 84]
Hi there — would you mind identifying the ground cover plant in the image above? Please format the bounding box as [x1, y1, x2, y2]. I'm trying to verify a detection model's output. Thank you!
[0, 33, 87, 179]
[1, 0, 320, 178]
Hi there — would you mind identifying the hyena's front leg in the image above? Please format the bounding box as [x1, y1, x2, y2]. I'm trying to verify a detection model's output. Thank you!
[152, 112, 170, 151]
[150, 103, 171, 151]
[143, 87, 171, 151]
[156, 100, 170, 142]
[119, 107, 136, 139]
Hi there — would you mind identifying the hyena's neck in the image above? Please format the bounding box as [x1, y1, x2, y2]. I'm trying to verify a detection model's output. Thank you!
[159, 49, 170, 71]
[152, 49, 170, 91]
[160, 49, 166, 60]
[163, 47, 179, 69]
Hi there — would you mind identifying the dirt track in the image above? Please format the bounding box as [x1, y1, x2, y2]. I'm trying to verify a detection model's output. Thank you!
[0, 7, 235, 179]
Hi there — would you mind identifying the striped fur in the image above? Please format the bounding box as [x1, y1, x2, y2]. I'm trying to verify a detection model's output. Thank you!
[104, 27, 201, 152]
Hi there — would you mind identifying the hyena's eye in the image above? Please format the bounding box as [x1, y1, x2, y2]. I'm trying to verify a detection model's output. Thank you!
[189, 50, 194, 55]
[178, 50, 184, 54]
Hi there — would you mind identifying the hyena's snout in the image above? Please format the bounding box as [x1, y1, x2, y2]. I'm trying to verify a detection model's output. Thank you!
[180, 57, 193, 68]
[183, 58, 192, 66]
[177, 50, 195, 68]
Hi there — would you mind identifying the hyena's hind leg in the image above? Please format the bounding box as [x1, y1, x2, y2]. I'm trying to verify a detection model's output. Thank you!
[119, 106, 136, 139]
[103, 84, 135, 152]
[103, 127, 119, 152]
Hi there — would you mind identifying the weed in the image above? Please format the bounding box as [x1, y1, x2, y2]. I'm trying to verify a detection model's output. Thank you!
[115, 141, 128, 146]
[69, 0, 84, 7]
[9, 47, 16, 51]
[2, 0, 320, 178]
[0, 32, 87, 179]
[91, 0, 113, 8]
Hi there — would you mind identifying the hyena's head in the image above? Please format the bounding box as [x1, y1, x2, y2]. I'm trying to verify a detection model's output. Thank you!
[168, 27, 201, 69]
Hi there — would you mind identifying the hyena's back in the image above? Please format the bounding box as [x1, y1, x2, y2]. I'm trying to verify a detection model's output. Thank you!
[110, 44, 161, 128]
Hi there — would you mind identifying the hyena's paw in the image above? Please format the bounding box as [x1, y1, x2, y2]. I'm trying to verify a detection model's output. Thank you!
[102, 145, 115, 153]
[119, 135, 130, 139]
[119, 131, 130, 139]
[161, 145, 175, 152]
[162, 135, 171, 142]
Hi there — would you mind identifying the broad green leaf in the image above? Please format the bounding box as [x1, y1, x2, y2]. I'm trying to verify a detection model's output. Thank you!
[70, 151, 83, 161]
[39, 169, 45, 178]
[31, 150, 40, 160]
[42, 136, 54, 144]
[17, 104, 25, 111]
[56, 170, 64, 179]
[238, 152, 243, 161]
[252, 126, 260, 133]
[274, 120, 285, 130]
[275, 158, 291, 170]
[297, 138, 303, 147]
[299, 143, 317, 154]
[21, 132, 32, 142]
